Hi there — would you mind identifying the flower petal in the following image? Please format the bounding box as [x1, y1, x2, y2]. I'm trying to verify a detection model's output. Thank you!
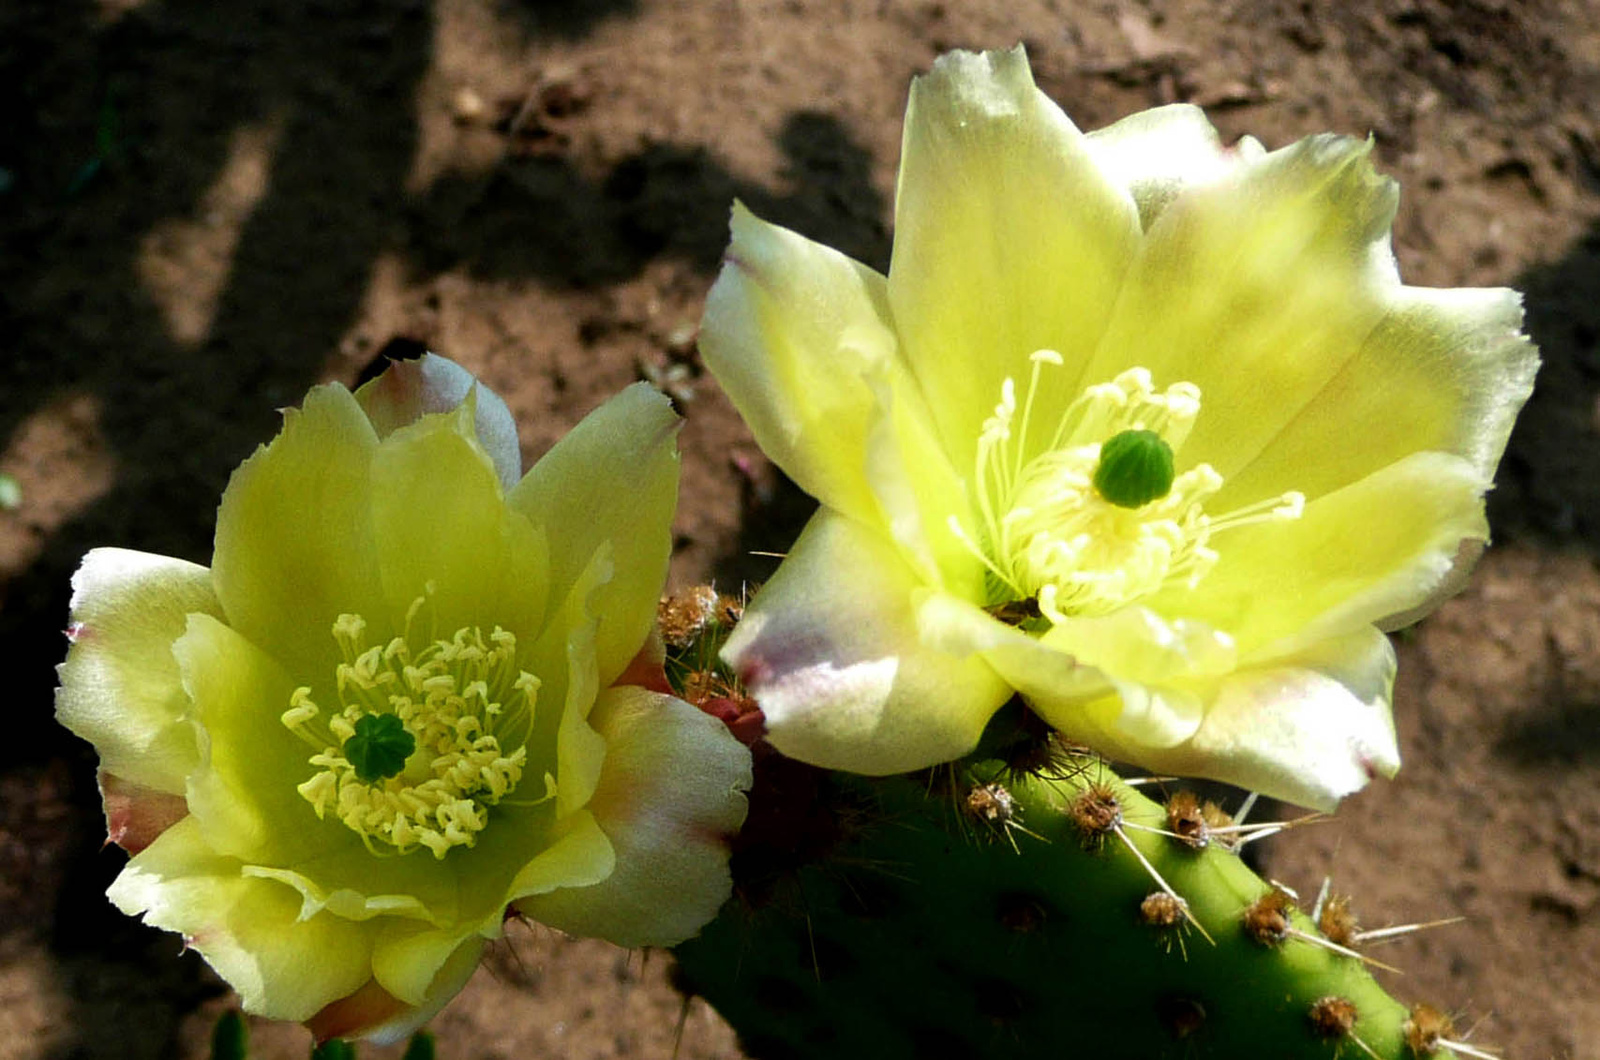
[514, 687, 750, 947]
[724, 509, 1011, 774]
[174, 612, 355, 866]
[700, 203, 897, 525]
[1217, 283, 1538, 507]
[212, 384, 385, 681]
[889, 45, 1141, 470]
[508, 383, 678, 687]
[100, 772, 189, 854]
[1042, 606, 1237, 687]
[308, 936, 483, 1045]
[242, 860, 440, 925]
[354, 353, 522, 492]
[56, 548, 219, 793]
[505, 807, 615, 901]
[912, 588, 1110, 706]
[307, 978, 411, 1044]
[1084, 103, 1232, 229]
[108, 817, 373, 1021]
[1377, 537, 1484, 632]
[1085, 681, 1207, 751]
[912, 591, 1198, 753]
[238, 788, 584, 933]
[368, 402, 548, 642]
[862, 361, 986, 596]
[1018, 677, 1210, 757]
[1151, 450, 1489, 657]
[527, 546, 612, 820]
[371, 922, 495, 1008]
[915, 592, 1221, 754]
[1079, 134, 1416, 493]
[1145, 627, 1400, 810]
[258, 540, 595, 929]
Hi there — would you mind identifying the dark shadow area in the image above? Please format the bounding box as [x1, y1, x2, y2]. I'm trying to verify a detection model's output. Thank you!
[1496, 697, 1600, 768]
[1484, 223, 1600, 768]
[492, 0, 641, 41]
[1487, 221, 1600, 548]
[407, 107, 890, 285]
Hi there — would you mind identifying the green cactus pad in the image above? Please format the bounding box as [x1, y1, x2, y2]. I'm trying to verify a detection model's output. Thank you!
[674, 754, 1417, 1060]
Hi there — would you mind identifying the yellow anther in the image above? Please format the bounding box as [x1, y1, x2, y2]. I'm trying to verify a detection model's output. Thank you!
[332, 612, 367, 647]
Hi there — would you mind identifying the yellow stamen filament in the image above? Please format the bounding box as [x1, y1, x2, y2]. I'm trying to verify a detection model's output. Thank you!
[281, 604, 543, 859]
[949, 355, 1304, 623]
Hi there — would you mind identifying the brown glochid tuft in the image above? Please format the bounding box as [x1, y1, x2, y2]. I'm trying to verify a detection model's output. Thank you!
[1308, 996, 1359, 1039]
[1069, 782, 1122, 847]
[1165, 790, 1210, 850]
[1318, 892, 1361, 949]
[964, 782, 1017, 826]
[1200, 799, 1233, 832]
[1140, 891, 1186, 929]
[658, 586, 743, 649]
[1243, 888, 1294, 946]
[1402, 1003, 1455, 1056]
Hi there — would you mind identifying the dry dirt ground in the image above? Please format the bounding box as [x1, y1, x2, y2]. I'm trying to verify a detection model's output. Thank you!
[4, 1, 1600, 1057]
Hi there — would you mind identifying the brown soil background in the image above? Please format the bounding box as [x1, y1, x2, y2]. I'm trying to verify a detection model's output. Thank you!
[3, 1, 1600, 1057]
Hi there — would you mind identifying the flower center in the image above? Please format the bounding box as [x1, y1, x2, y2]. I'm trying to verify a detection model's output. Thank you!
[950, 353, 1304, 625]
[281, 601, 549, 859]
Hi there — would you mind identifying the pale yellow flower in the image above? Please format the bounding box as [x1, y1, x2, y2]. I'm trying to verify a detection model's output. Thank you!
[699, 46, 1536, 808]
[57, 356, 751, 1041]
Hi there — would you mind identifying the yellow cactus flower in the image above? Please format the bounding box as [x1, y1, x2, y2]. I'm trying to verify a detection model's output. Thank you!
[56, 356, 751, 1041]
[698, 46, 1536, 809]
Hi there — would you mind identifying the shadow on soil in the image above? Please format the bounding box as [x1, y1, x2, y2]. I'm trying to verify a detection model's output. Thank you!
[490, 0, 642, 42]
[1489, 221, 1600, 549]
[1497, 698, 1600, 768]
[0, 0, 883, 1056]
[1485, 222, 1600, 768]
[409, 107, 888, 286]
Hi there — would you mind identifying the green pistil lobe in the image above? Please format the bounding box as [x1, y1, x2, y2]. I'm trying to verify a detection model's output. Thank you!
[344, 713, 415, 783]
[1092, 429, 1176, 509]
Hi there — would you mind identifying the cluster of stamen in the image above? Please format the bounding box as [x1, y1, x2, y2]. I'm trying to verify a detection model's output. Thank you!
[282, 601, 546, 859]
[950, 353, 1304, 624]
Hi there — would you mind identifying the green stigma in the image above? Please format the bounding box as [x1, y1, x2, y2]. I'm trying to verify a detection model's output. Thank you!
[1092, 429, 1176, 509]
[343, 713, 416, 783]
